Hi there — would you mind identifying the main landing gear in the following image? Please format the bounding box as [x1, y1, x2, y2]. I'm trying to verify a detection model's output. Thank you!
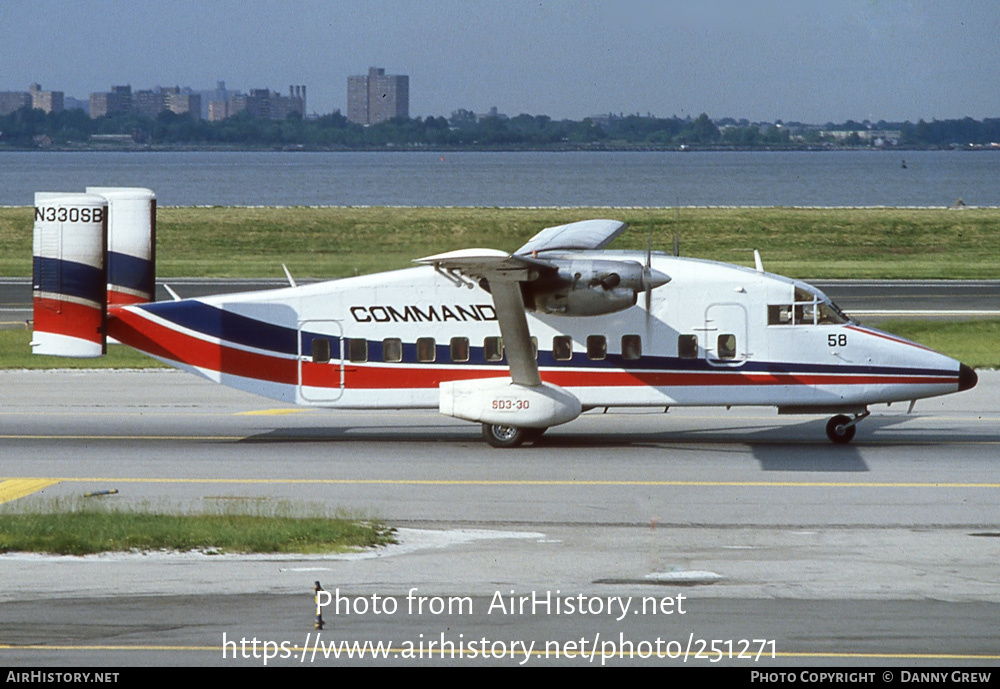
[825, 411, 870, 445]
[481, 424, 547, 448]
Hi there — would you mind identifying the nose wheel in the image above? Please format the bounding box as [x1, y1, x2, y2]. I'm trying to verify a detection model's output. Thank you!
[825, 411, 869, 444]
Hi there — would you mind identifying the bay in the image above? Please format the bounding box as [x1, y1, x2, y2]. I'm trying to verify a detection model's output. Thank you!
[0, 150, 997, 207]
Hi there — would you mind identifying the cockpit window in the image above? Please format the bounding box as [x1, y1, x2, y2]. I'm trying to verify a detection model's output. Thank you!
[769, 285, 851, 326]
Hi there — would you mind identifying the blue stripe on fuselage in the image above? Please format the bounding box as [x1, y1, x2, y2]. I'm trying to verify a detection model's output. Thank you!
[133, 299, 957, 379]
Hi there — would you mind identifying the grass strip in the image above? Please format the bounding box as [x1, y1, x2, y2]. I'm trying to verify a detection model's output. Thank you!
[0, 329, 169, 369]
[2, 206, 1000, 279]
[873, 319, 1000, 370]
[0, 498, 395, 556]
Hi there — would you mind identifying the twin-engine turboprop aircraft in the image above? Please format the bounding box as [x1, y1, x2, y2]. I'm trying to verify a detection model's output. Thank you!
[31, 189, 977, 447]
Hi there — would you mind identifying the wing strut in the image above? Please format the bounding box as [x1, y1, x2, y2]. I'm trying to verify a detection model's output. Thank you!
[488, 281, 541, 387]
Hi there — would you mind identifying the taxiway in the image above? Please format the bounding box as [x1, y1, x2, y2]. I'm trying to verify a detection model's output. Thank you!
[0, 370, 998, 666]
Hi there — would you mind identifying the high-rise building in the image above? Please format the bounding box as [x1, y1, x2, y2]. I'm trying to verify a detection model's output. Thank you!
[89, 85, 132, 118]
[347, 67, 408, 125]
[29, 84, 63, 114]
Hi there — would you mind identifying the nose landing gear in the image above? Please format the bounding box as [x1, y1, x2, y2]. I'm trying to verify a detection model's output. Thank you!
[826, 410, 870, 444]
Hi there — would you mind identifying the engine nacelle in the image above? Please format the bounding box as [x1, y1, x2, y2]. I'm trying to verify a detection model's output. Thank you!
[439, 379, 582, 428]
[526, 258, 651, 316]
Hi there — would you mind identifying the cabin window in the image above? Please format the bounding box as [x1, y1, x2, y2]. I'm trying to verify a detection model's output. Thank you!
[450, 337, 470, 362]
[311, 338, 331, 364]
[621, 334, 642, 360]
[484, 336, 503, 362]
[717, 334, 737, 359]
[587, 335, 607, 360]
[553, 335, 573, 361]
[416, 337, 436, 363]
[383, 338, 402, 363]
[347, 338, 368, 363]
[531, 336, 538, 360]
[678, 334, 698, 359]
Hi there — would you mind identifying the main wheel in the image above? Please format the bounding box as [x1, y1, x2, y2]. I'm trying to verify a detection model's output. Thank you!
[482, 423, 526, 448]
[825, 415, 856, 444]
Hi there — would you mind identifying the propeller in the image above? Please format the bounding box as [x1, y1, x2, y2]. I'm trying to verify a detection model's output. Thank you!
[639, 230, 671, 320]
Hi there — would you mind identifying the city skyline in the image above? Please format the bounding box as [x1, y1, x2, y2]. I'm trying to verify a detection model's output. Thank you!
[2, 1, 998, 123]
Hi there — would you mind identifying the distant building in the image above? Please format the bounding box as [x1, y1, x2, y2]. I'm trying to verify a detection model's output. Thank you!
[347, 67, 408, 125]
[29, 84, 63, 113]
[133, 89, 166, 118]
[90, 85, 132, 118]
[222, 87, 304, 121]
[0, 84, 63, 115]
[163, 87, 201, 118]
[220, 86, 303, 121]
[0, 91, 31, 115]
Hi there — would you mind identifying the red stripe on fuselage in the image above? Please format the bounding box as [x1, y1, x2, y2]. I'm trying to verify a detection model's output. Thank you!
[109, 307, 958, 391]
[33, 297, 104, 344]
[845, 324, 934, 351]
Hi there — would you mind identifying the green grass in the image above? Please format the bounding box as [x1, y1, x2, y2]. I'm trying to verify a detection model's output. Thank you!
[0, 329, 168, 369]
[3, 206, 1000, 279]
[0, 497, 395, 556]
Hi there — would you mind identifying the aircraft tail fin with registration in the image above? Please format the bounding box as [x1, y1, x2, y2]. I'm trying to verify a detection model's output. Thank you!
[31, 188, 155, 358]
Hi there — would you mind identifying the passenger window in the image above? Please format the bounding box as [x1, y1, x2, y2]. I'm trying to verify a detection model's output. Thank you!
[416, 337, 436, 363]
[678, 334, 698, 359]
[587, 335, 607, 361]
[717, 334, 737, 359]
[450, 337, 470, 362]
[383, 338, 402, 363]
[621, 334, 642, 360]
[553, 335, 573, 361]
[311, 338, 331, 364]
[347, 338, 368, 363]
[484, 336, 503, 362]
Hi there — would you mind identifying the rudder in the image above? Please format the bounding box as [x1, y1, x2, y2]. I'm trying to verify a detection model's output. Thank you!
[31, 193, 109, 357]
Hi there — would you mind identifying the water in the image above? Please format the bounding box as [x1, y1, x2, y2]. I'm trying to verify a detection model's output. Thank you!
[1, 150, 997, 207]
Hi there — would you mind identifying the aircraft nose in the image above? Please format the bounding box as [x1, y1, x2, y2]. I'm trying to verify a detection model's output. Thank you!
[958, 363, 978, 392]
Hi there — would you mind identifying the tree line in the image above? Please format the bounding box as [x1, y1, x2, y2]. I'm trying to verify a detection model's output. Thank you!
[2, 105, 999, 149]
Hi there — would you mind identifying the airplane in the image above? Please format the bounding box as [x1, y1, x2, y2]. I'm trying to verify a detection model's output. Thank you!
[30, 188, 978, 448]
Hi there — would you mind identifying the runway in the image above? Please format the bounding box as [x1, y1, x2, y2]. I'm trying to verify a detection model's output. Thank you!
[1, 370, 999, 667]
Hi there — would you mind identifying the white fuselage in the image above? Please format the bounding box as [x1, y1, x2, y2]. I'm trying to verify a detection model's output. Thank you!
[109, 252, 966, 414]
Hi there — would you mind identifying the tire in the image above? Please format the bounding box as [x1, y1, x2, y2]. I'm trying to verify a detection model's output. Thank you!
[826, 415, 856, 445]
[482, 423, 526, 448]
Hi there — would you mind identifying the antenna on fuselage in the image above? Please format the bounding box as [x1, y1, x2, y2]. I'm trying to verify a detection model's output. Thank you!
[673, 205, 680, 256]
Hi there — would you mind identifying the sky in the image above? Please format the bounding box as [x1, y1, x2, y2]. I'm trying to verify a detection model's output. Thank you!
[2, 0, 998, 123]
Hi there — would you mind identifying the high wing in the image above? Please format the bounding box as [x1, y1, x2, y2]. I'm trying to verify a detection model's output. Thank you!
[415, 220, 669, 389]
[515, 219, 627, 255]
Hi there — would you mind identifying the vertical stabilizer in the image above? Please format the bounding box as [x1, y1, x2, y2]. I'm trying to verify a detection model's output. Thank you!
[31, 193, 109, 357]
[86, 187, 156, 305]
